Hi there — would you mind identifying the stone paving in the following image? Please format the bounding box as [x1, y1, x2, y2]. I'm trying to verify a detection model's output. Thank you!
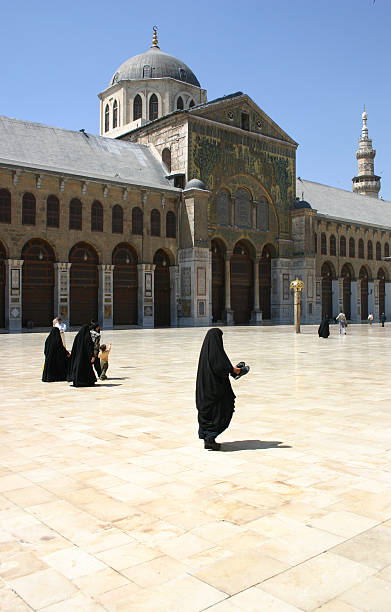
[0, 324, 390, 611]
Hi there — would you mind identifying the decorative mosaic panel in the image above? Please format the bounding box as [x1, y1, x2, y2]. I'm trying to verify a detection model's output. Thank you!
[181, 267, 191, 297]
[256, 199, 269, 231]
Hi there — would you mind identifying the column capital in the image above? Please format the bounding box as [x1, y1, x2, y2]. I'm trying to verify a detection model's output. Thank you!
[54, 262, 72, 271]
[6, 259, 23, 268]
[137, 263, 156, 272]
[99, 264, 114, 272]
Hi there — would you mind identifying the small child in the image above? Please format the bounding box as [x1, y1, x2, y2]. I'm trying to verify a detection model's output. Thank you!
[98, 343, 112, 380]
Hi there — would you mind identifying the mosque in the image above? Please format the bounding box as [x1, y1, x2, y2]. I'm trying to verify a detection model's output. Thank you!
[0, 29, 390, 331]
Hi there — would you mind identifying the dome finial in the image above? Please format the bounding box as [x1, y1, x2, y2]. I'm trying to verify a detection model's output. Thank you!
[361, 105, 368, 138]
[152, 26, 159, 48]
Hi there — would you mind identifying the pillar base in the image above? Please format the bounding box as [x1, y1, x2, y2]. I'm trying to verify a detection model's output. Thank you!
[250, 309, 262, 324]
[223, 308, 235, 325]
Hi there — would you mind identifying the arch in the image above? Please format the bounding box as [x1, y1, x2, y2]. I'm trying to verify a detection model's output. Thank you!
[69, 242, 98, 325]
[0, 241, 6, 327]
[112, 204, 123, 234]
[104, 104, 109, 132]
[234, 188, 252, 228]
[69, 198, 82, 230]
[22, 192, 36, 226]
[151, 209, 161, 236]
[113, 100, 118, 129]
[340, 235, 346, 257]
[358, 238, 364, 259]
[153, 249, 170, 327]
[349, 237, 355, 258]
[376, 241, 381, 261]
[133, 94, 142, 121]
[176, 96, 184, 110]
[189, 99, 195, 108]
[359, 266, 369, 320]
[367, 240, 373, 260]
[162, 148, 171, 172]
[330, 234, 336, 256]
[378, 267, 386, 315]
[211, 238, 225, 323]
[46, 195, 59, 228]
[149, 93, 158, 121]
[384, 243, 390, 259]
[132, 206, 143, 235]
[21, 238, 55, 327]
[321, 261, 334, 319]
[166, 210, 176, 238]
[231, 240, 254, 324]
[112, 243, 138, 325]
[321, 233, 327, 255]
[91, 200, 103, 232]
[259, 244, 275, 320]
[0, 189, 11, 224]
[217, 189, 231, 226]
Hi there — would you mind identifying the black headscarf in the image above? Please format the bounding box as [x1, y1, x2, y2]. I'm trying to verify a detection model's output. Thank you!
[196, 328, 236, 440]
[67, 324, 96, 387]
[318, 316, 330, 338]
[42, 327, 69, 382]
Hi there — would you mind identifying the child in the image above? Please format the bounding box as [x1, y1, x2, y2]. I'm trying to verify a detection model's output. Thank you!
[98, 343, 112, 380]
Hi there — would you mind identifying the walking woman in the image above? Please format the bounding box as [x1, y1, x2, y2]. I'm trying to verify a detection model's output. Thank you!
[42, 327, 70, 382]
[196, 329, 240, 451]
[67, 324, 96, 387]
[318, 314, 331, 339]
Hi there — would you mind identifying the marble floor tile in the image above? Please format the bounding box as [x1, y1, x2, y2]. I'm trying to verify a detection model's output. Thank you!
[331, 525, 391, 570]
[8, 567, 78, 609]
[338, 575, 391, 611]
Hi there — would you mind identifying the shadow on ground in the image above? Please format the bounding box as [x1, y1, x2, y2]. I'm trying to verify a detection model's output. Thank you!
[221, 440, 291, 451]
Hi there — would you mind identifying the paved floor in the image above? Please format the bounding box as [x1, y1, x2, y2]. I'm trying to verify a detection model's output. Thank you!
[0, 324, 390, 611]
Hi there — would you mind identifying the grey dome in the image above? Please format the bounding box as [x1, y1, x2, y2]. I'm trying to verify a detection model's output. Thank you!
[292, 199, 312, 210]
[184, 178, 206, 190]
[111, 46, 200, 87]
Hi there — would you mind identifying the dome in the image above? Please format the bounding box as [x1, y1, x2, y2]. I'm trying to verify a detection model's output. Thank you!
[110, 46, 200, 87]
[184, 178, 206, 190]
[292, 199, 312, 210]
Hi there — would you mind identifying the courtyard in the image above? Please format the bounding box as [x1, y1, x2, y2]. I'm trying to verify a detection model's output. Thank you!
[0, 324, 390, 611]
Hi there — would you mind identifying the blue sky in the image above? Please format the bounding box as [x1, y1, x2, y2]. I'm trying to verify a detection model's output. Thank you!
[1, 0, 390, 198]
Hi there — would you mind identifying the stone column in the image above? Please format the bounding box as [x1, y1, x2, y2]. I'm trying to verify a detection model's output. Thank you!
[332, 280, 339, 318]
[223, 251, 234, 325]
[5, 259, 23, 331]
[98, 264, 114, 330]
[251, 257, 262, 324]
[54, 263, 71, 326]
[351, 280, 359, 322]
[137, 263, 155, 328]
[170, 265, 179, 327]
[373, 279, 379, 320]
[338, 278, 343, 314]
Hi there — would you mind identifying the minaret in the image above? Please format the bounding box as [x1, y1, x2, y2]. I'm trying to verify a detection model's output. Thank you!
[352, 107, 381, 198]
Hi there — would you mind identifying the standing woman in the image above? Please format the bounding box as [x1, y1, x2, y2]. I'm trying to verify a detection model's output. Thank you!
[67, 324, 96, 387]
[196, 328, 240, 451]
[318, 314, 331, 339]
[42, 327, 70, 382]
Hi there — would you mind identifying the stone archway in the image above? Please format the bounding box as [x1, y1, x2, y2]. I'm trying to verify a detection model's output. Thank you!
[153, 249, 170, 327]
[211, 239, 225, 323]
[359, 266, 369, 321]
[112, 243, 138, 325]
[69, 243, 99, 326]
[231, 240, 254, 324]
[341, 264, 353, 320]
[0, 241, 5, 328]
[321, 262, 334, 319]
[21, 239, 55, 327]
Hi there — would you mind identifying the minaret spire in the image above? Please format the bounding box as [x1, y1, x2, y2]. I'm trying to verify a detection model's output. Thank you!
[352, 107, 381, 198]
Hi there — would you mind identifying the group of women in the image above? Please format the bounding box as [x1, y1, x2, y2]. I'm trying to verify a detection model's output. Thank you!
[42, 324, 97, 387]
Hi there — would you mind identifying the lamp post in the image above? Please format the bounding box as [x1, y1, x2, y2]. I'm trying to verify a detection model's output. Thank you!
[290, 277, 305, 333]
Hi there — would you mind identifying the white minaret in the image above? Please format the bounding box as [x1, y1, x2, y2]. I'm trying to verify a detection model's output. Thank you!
[352, 107, 381, 198]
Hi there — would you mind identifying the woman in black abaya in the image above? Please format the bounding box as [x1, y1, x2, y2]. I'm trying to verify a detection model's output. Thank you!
[67, 324, 96, 387]
[42, 327, 70, 382]
[196, 328, 240, 450]
[318, 314, 331, 338]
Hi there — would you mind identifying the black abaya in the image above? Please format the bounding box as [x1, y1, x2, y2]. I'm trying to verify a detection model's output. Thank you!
[67, 324, 96, 387]
[42, 327, 69, 382]
[196, 328, 235, 440]
[318, 317, 330, 338]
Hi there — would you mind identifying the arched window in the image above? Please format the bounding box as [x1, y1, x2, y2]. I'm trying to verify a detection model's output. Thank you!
[132, 206, 143, 235]
[112, 204, 123, 234]
[234, 188, 252, 227]
[385, 243, 390, 259]
[69, 198, 82, 230]
[22, 193, 36, 225]
[0, 189, 11, 223]
[376, 241, 381, 261]
[162, 148, 171, 172]
[330, 235, 336, 256]
[358, 238, 364, 259]
[133, 94, 142, 120]
[314, 232, 317, 254]
[143, 65, 152, 78]
[166, 211, 176, 238]
[179, 68, 187, 81]
[149, 94, 158, 121]
[189, 99, 195, 108]
[340, 236, 346, 257]
[176, 96, 184, 110]
[217, 189, 231, 226]
[367, 240, 373, 260]
[113, 100, 118, 129]
[46, 195, 59, 228]
[321, 233, 327, 255]
[91, 200, 103, 232]
[151, 209, 161, 236]
[349, 237, 355, 258]
[104, 104, 109, 132]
